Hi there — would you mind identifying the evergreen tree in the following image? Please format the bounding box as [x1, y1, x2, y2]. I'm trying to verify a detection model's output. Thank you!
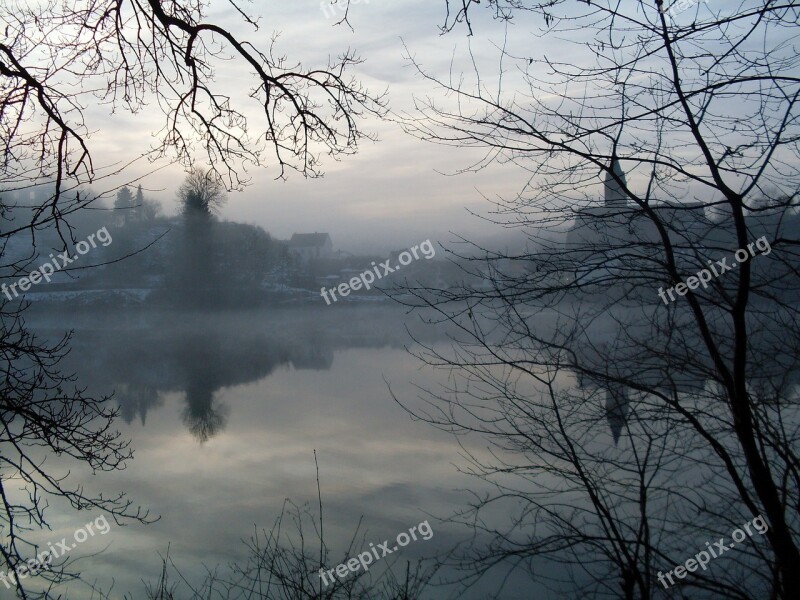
[114, 186, 134, 223]
[134, 184, 145, 221]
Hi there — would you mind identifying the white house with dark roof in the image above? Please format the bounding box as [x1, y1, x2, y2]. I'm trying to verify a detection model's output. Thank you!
[287, 232, 333, 262]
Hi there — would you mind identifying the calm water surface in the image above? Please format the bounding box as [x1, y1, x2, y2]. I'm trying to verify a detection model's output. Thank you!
[13, 305, 523, 599]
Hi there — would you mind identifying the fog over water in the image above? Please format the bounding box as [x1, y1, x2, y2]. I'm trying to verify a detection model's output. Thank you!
[13, 306, 534, 598]
[15, 300, 747, 599]
[3, 2, 800, 599]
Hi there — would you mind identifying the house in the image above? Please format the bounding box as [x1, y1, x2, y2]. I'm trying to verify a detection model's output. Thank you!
[287, 233, 333, 262]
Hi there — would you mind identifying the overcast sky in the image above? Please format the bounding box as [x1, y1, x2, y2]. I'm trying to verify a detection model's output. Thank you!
[82, 0, 556, 254]
[86, 0, 743, 254]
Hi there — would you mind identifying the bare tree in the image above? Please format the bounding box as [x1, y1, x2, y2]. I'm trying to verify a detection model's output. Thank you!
[136, 466, 437, 600]
[178, 167, 227, 217]
[154, 500, 437, 600]
[0, 298, 155, 599]
[0, 1, 384, 595]
[0, 0, 386, 238]
[392, 1, 800, 598]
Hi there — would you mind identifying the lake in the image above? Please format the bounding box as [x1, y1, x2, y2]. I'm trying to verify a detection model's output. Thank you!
[12, 304, 541, 599]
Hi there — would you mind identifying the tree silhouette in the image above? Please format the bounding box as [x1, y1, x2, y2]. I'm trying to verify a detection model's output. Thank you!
[177, 168, 227, 218]
[393, 1, 800, 598]
[0, 0, 385, 238]
[0, 0, 386, 593]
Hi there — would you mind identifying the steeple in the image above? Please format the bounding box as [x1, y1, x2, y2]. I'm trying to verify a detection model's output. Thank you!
[604, 157, 627, 208]
[605, 384, 629, 445]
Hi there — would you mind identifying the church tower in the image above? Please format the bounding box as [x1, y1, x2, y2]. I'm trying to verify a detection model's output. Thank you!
[605, 384, 629, 445]
[604, 157, 627, 208]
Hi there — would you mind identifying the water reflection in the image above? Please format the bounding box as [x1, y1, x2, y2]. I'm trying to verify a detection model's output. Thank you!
[20, 306, 488, 599]
[22, 303, 797, 599]
[40, 308, 431, 442]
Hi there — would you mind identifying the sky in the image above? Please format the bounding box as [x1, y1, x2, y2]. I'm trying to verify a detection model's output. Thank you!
[79, 0, 747, 254]
[84, 0, 552, 254]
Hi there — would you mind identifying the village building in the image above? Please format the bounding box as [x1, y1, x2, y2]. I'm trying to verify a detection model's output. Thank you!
[287, 232, 333, 262]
